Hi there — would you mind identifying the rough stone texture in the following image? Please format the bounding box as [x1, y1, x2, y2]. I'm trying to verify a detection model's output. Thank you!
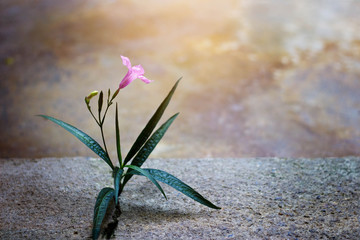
[1, 157, 359, 239]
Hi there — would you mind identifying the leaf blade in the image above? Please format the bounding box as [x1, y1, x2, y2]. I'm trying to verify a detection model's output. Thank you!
[98, 91, 103, 116]
[131, 168, 221, 209]
[115, 103, 122, 166]
[38, 115, 114, 169]
[93, 188, 112, 218]
[123, 113, 179, 186]
[93, 187, 114, 240]
[123, 78, 181, 165]
[113, 167, 123, 205]
[125, 165, 167, 200]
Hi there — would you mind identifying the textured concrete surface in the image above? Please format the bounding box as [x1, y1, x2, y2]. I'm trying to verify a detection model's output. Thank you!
[1, 157, 359, 239]
[1, 0, 360, 159]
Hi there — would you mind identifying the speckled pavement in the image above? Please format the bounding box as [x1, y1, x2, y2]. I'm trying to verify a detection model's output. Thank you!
[1, 157, 359, 239]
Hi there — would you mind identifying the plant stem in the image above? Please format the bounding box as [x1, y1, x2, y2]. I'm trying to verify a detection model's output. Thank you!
[101, 104, 111, 125]
[99, 103, 112, 156]
[100, 124, 109, 156]
[87, 90, 120, 164]
[87, 107, 100, 126]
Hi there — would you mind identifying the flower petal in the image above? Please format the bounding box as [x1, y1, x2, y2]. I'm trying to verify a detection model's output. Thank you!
[119, 72, 137, 89]
[138, 75, 153, 84]
[119, 56, 153, 89]
[121, 56, 132, 71]
[132, 64, 145, 75]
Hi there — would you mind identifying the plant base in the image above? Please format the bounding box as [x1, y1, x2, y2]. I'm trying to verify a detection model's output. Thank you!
[101, 201, 122, 239]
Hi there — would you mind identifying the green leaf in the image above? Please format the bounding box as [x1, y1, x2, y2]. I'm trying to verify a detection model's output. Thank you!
[125, 165, 167, 200]
[131, 168, 221, 209]
[113, 167, 123, 205]
[38, 115, 114, 169]
[93, 188, 111, 219]
[93, 187, 114, 240]
[122, 113, 179, 186]
[98, 91, 103, 115]
[123, 78, 181, 165]
[115, 103, 122, 166]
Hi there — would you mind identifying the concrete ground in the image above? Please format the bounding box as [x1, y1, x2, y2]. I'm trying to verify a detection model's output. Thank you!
[1, 157, 359, 239]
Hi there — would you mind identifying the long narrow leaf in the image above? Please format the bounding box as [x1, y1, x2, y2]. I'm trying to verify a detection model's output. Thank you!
[122, 113, 179, 186]
[125, 165, 167, 200]
[115, 103, 122, 166]
[93, 187, 114, 240]
[123, 78, 181, 165]
[107, 88, 111, 104]
[113, 167, 123, 204]
[93, 188, 112, 219]
[38, 115, 114, 169]
[98, 91, 103, 116]
[131, 168, 221, 209]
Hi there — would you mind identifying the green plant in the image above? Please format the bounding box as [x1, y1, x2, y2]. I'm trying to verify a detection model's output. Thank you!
[38, 56, 220, 239]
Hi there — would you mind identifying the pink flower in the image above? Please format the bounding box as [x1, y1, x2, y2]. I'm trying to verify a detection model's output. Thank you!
[119, 56, 153, 89]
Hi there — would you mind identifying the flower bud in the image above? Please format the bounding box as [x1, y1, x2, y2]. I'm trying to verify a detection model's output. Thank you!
[85, 90, 99, 105]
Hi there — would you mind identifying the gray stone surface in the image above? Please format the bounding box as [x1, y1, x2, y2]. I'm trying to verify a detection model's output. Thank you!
[0, 157, 359, 239]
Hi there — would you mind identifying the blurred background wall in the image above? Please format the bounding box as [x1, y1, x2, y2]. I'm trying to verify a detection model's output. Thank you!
[1, 0, 360, 159]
